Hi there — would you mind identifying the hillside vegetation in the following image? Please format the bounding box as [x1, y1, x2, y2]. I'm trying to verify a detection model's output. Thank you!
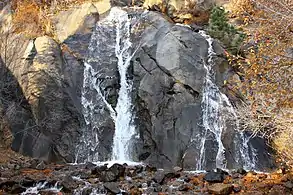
[226, 0, 293, 168]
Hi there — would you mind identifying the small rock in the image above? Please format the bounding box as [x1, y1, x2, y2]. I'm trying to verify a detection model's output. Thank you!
[145, 165, 157, 172]
[216, 168, 229, 175]
[153, 183, 162, 192]
[231, 173, 242, 179]
[61, 176, 81, 192]
[284, 181, 293, 189]
[108, 163, 125, 178]
[85, 162, 96, 170]
[173, 166, 183, 172]
[236, 168, 247, 175]
[104, 182, 121, 194]
[79, 170, 91, 179]
[129, 186, 142, 195]
[10, 184, 26, 194]
[178, 183, 193, 191]
[164, 171, 180, 181]
[153, 171, 165, 184]
[207, 183, 233, 195]
[36, 161, 46, 170]
[92, 164, 107, 175]
[204, 172, 225, 183]
[232, 184, 241, 193]
[134, 165, 144, 174]
[99, 170, 117, 182]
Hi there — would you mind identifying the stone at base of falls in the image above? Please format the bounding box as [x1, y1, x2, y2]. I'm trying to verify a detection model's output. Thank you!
[0, 161, 292, 194]
[98, 164, 126, 182]
[204, 171, 227, 183]
[152, 170, 180, 185]
[104, 182, 121, 194]
[61, 176, 82, 193]
[207, 183, 233, 195]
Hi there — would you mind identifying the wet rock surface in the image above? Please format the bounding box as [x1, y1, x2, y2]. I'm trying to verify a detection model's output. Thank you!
[0, 161, 291, 194]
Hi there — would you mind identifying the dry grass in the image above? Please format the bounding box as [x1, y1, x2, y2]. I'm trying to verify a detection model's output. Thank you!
[273, 110, 293, 167]
[236, 102, 293, 168]
[10, 0, 103, 37]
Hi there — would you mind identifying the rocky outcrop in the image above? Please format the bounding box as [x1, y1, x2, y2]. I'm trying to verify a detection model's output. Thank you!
[131, 14, 207, 168]
[0, 3, 96, 162]
[0, 2, 273, 170]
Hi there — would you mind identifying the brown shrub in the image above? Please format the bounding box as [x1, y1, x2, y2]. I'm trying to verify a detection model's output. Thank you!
[227, 0, 293, 168]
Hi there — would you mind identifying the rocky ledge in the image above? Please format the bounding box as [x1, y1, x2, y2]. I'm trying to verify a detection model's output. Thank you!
[0, 160, 292, 195]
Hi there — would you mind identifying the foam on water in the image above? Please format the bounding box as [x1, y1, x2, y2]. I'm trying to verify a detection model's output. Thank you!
[21, 182, 61, 195]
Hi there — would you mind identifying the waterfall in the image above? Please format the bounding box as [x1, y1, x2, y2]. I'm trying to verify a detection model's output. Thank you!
[111, 8, 136, 161]
[77, 7, 136, 163]
[198, 30, 227, 170]
[198, 31, 256, 170]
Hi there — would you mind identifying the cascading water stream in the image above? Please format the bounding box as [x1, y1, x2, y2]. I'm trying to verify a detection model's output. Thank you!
[198, 30, 227, 170]
[198, 31, 256, 170]
[111, 8, 136, 161]
[77, 7, 137, 163]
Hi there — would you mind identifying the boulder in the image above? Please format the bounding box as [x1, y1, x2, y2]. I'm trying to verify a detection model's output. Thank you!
[207, 183, 233, 195]
[204, 171, 226, 183]
[53, 3, 101, 42]
[104, 182, 121, 194]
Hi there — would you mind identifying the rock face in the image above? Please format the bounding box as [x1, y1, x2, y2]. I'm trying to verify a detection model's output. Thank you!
[0, 3, 92, 162]
[131, 14, 207, 168]
[0, 2, 274, 170]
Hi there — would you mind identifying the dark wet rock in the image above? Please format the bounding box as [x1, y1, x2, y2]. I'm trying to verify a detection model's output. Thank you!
[216, 168, 229, 176]
[39, 190, 60, 195]
[153, 171, 165, 184]
[104, 182, 121, 194]
[152, 170, 179, 185]
[125, 165, 144, 177]
[204, 171, 225, 183]
[92, 164, 108, 175]
[178, 183, 193, 191]
[183, 176, 192, 183]
[145, 165, 157, 172]
[153, 183, 162, 192]
[85, 162, 97, 170]
[134, 165, 144, 174]
[80, 170, 92, 179]
[236, 168, 247, 175]
[20, 177, 36, 187]
[61, 176, 82, 193]
[98, 164, 125, 182]
[10, 183, 26, 194]
[100, 170, 117, 182]
[207, 183, 233, 195]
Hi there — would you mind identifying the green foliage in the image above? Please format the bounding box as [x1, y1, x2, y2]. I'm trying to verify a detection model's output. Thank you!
[208, 6, 245, 54]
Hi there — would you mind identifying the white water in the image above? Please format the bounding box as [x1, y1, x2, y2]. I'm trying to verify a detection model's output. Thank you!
[198, 30, 228, 169]
[78, 7, 137, 163]
[21, 182, 61, 195]
[111, 8, 136, 161]
[198, 30, 256, 170]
